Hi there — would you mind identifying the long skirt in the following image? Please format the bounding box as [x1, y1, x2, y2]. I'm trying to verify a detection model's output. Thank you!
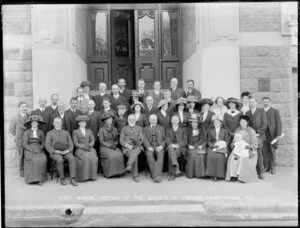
[100, 146, 125, 177]
[225, 152, 258, 183]
[24, 150, 47, 184]
[185, 149, 206, 178]
[75, 148, 98, 182]
[205, 149, 227, 179]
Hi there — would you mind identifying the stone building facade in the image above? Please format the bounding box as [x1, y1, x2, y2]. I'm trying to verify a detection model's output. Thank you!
[3, 3, 298, 167]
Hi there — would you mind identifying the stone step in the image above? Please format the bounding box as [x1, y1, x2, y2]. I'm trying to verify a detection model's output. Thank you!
[211, 212, 298, 221]
[5, 204, 84, 227]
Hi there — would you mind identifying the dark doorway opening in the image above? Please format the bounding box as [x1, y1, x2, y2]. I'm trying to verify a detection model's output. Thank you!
[111, 10, 136, 89]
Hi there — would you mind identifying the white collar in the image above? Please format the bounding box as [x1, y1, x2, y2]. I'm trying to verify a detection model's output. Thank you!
[150, 124, 156, 128]
[147, 105, 153, 110]
[119, 88, 125, 93]
[39, 107, 45, 112]
[70, 108, 76, 112]
[89, 110, 94, 113]
[78, 97, 83, 101]
[99, 92, 106, 96]
[154, 89, 160, 94]
[104, 108, 110, 112]
[51, 105, 57, 110]
[171, 87, 177, 91]
[161, 110, 166, 115]
[227, 109, 240, 117]
[59, 113, 64, 117]
[187, 88, 193, 93]
[173, 125, 179, 131]
[251, 108, 257, 114]
[264, 106, 270, 112]
[31, 127, 38, 131]
[114, 94, 119, 98]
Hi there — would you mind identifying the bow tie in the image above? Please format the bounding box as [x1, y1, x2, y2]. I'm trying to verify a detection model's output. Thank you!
[231, 111, 235, 113]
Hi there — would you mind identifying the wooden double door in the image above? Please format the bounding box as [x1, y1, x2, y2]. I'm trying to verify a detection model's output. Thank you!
[88, 4, 182, 90]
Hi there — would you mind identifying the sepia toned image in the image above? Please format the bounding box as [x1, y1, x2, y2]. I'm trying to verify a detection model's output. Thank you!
[2, 2, 298, 227]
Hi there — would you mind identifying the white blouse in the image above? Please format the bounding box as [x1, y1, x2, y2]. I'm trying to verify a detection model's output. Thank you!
[80, 127, 86, 136]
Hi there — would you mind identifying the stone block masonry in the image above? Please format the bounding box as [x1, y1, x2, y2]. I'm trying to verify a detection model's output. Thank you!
[240, 45, 296, 167]
[3, 5, 33, 168]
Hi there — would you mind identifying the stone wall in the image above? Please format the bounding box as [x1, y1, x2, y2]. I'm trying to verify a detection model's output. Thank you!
[3, 5, 33, 167]
[240, 46, 296, 166]
[240, 2, 280, 32]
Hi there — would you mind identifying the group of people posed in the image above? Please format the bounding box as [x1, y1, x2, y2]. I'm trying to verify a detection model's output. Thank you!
[9, 77, 283, 186]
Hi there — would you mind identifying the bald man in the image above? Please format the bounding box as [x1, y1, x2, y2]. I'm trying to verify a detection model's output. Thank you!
[31, 98, 48, 134]
[170, 78, 186, 101]
[143, 115, 166, 183]
[110, 84, 129, 112]
[93, 83, 111, 111]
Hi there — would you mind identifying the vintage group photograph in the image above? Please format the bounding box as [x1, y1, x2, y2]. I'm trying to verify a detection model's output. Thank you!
[2, 1, 298, 227]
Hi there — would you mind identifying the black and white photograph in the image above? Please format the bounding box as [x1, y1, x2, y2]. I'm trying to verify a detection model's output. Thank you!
[2, 1, 298, 227]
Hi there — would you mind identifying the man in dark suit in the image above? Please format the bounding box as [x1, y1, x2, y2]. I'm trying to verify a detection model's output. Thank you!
[31, 98, 48, 135]
[84, 99, 101, 172]
[163, 89, 176, 115]
[44, 93, 59, 133]
[245, 97, 268, 179]
[136, 78, 147, 104]
[118, 78, 132, 103]
[64, 97, 82, 137]
[9, 101, 29, 177]
[170, 77, 186, 101]
[262, 97, 282, 175]
[143, 114, 166, 183]
[99, 98, 117, 128]
[93, 82, 111, 111]
[147, 80, 164, 108]
[166, 115, 187, 181]
[186, 79, 201, 101]
[144, 96, 159, 125]
[110, 84, 129, 112]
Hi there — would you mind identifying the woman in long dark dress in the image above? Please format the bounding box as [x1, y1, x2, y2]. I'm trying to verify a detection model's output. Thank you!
[23, 115, 47, 185]
[73, 115, 98, 182]
[205, 118, 230, 181]
[185, 114, 207, 178]
[99, 112, 125, 178]
[223, 98, 242, 152]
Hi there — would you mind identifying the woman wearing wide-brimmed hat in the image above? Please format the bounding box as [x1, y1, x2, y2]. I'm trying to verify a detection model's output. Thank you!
[172, 97, 189, 129]
[205, 118, 230, 182]
[22, 115, 48, 185]
[186, 95, 201, 127]
[131, 101, 147, 128]
[210, 97, 228, 121]
[99, 111, 125, 178]
[73, 115, 98, 182]
[199, 98, 215, 135]
[223, 97, 242, 137]
[225, 115, 258, 183]
[156, 99, 172, 130]
[185, 114, 207, 178]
